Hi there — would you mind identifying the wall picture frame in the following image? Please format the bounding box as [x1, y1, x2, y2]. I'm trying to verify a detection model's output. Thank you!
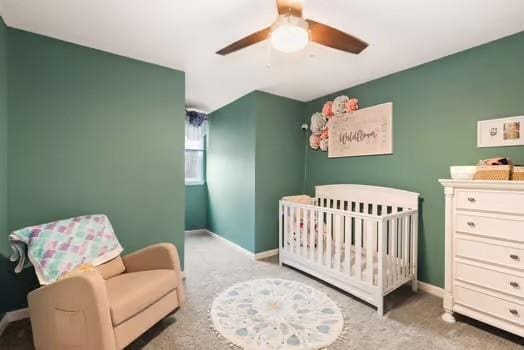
[477, 115, 524, 148]
[328, 102, 393, 158]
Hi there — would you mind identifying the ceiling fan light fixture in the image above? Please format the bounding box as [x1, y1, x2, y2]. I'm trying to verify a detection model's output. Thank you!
[270, 15, 309, 53]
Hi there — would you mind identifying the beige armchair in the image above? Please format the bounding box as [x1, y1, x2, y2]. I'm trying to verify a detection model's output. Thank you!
[28, 243, 185, 350]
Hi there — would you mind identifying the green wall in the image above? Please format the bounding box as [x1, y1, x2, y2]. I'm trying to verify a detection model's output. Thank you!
[0, 17, 7, 256]
[254, 92, 305, 253]
[185, 184, 207, 230]
[304, 31, 524, 288]
[207, 91, 306, 253]
[1, 28, 186, 313]
[207, 93, 257, 251]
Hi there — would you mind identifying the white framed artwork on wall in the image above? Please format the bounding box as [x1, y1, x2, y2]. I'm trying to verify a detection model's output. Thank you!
[328, 102, 393, 158]
[477, 115, 524, 148]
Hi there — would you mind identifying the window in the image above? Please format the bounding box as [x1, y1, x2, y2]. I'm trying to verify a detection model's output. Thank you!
[185, 134, 205, 185]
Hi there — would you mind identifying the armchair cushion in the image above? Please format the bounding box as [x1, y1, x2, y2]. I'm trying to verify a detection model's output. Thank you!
[105, 269, 178, 326]
[97, 256, 126, 280]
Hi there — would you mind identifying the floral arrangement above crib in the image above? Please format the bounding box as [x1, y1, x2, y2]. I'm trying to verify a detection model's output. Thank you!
[309, 95, 359, 151]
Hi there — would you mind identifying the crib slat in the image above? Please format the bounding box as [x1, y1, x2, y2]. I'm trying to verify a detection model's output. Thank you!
[344, 216, 352, 275]
[371, 205, 378, 253]
[365, 220, 374, 284]
[283, 205, 289, 253]
[317, 211, 324, 266]
[397, 217, 402, 280]
[390, 217, 397, 285]
[279, 203, 283, 251]
[355, 218, 362, 281]
[403, 215, 410, 278]
[378, 219, 386, 293]
[295, 206, 299, 256]
[309, 209, 315, 261]
[334, 214, 341, 272]
[412, 213, 418, 277]
[398, 215, 403, 277]
[293, 207, 299, 255]
[301, 208, 307, 258]
[326, 212, 332, 269]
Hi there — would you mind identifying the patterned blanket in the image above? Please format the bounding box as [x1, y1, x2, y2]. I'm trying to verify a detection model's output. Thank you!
[9, 214, 123, 285]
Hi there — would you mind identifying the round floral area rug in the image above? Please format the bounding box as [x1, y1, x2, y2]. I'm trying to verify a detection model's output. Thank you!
[209, 279, 345, 349]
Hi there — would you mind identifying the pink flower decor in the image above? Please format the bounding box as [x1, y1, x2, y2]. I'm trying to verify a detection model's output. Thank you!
[346, 98, 359, 112]
[310, 113, 327, 135]
[319, 139, 329, 152]
[320, 129, 329, 140]
[309, 134, 320, 150]
[322, 101, 334, 119]
[332, 95, 350, 116]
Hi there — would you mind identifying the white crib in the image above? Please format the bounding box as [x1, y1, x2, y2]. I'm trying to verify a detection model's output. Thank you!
[279, 184, 419, 315]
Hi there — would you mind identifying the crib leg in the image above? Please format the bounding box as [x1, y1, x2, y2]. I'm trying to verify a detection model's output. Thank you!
[411, 278, 418, 292]
[377, 297, 384, 316]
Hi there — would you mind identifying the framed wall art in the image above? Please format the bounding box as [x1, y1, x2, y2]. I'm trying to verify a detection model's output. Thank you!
[477, 115, 524, 148]
[328, 102, 393, 158]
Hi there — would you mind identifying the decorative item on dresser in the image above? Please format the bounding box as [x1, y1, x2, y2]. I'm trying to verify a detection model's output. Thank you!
[439, 179, 524, 337]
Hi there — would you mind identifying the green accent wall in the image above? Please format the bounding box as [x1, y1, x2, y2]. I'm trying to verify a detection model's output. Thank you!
[254, 92, 305, 253]
[0, 17, 7, 256]
[207, 93, 257, 251]
[304, 31, 524, 288]
[185, 185, 207, 230]
[207, 91, 305, 253]
[1, 28, 186, 313]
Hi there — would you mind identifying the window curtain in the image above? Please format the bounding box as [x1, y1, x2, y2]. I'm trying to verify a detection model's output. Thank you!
[185, 110, 208, 141]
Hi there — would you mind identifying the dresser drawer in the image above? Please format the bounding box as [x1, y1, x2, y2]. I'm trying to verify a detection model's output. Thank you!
[455, 285, 524, 326]
[455, 190, 524, 214]
[455, 262, 524, 298]
[456, 214, 524, 242]
[455, 238, 524, 271]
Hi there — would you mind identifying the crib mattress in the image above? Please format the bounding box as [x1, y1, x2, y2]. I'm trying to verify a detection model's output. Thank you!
[285, 243, 404, 285]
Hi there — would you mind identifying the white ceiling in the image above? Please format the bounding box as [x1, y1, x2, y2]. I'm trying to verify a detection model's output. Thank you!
[1, 0, 524, 112]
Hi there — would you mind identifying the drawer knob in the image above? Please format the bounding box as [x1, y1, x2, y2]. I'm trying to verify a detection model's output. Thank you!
[467, 221, 475, 227]
[510, 254, 520, 261]
[510, 281, 520, 288]
[467, 197, 476, 203]
[509, 309, 519, 316]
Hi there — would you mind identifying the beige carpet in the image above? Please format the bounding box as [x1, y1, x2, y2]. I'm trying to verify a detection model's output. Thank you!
[1, 231, 523, 349]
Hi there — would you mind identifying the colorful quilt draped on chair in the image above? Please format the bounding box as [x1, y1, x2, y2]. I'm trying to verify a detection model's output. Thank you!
[9, 214, 123, 284]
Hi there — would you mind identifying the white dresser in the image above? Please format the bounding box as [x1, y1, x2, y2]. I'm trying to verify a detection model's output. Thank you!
[440, 179, 524, 337]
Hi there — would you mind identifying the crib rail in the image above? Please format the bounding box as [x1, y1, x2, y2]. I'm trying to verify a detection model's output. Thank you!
[279, 200, 418, 295]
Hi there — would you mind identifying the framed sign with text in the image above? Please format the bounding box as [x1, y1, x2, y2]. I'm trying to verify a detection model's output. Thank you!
[328, 102, 393, 158]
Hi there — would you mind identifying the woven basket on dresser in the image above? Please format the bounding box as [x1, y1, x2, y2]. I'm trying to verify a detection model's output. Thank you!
[474, 165, 512, 180]
[512, 166, 524, 181]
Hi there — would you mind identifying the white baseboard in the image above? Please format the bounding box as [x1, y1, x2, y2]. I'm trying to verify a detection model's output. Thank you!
[0, 308, 30, 336]
[184, 229, 207, 235]
[254, 249, 279, 260]
[187, 229, 279, 261]
[417, 281, 444, 298]
[205, 230, 255, 257]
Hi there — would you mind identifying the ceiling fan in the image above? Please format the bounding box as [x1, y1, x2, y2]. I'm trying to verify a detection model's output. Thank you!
[217, 0, 368, 56]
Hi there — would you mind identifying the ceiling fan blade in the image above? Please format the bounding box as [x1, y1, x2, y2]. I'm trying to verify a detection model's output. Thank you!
[307, 19, 368, 54]
[276, 0, 303, 17]
[216, 27, 271, 56]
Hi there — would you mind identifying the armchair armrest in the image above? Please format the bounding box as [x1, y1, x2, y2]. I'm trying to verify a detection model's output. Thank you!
[28, 272, 116, 350]
[122, 243, 185, 303]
